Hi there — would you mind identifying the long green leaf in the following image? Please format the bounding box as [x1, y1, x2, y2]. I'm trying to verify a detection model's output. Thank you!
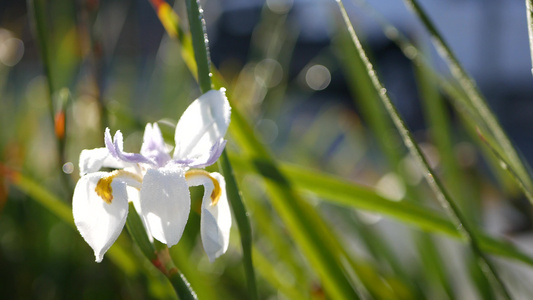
[403, 0, 533, 204]
[414, 59, 468, 298]
[527, 0, 533, 75]
[229, 155, 533, 268]
[219, 151, 258, 298]
[251, 247, 306, 299]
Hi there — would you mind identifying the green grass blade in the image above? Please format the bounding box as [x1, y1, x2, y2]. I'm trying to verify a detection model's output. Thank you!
[184, 0, 212, 92]
[252, 247, 307, 299]
[526, 0, 533, 73]
[414, 53, 479, 220]
[336, 24, 445, 298]
[414, 60, 469, 298]
[229, 94, 361, 299]
[352, 0, 525, 198]
[334, 28, 403, 169]
[219, 151, 258, 299]
[230, 156, 533, 268]
[403, 0, 533, 202]
[27, 0, 71, 192]
[238, 179, 310, 290]
[336, 1, 510, 298]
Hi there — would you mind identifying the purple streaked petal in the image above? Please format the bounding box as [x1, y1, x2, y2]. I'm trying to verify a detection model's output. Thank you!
[187, 139, 227, 169]
[112, 130, 156, 166]
[105, 128, 118, 158]
[173, 158, 195, 165]
[140, 123, 171, 167]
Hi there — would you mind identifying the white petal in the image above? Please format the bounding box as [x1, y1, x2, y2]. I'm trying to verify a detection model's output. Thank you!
[186, 172, 231, 261]
[140, 164, 190, 247]
[72, 172, 129, 262]
[127, 186, 153, 243]
[141, 123, 171, 167]
[79, 148, 129, 175]
[173, 89, 231, 161]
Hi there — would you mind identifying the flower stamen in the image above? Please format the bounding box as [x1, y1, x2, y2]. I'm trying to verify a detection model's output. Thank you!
[185, 169, 222, 205]
[95, 170, 143, 204]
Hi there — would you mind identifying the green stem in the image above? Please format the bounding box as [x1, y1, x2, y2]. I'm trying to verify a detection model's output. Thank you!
[167, 272, 197, 300]
[219, 151, 258, 299]
[184, 0, 258, 298]
[185, 0, 212, 93]
[336, 1, 511, 299]
[153, 241, 197, 300]
[126, 202, 196, 299]
[125, 202, 157, 261]
[527, 0, 533, 76]
[27, 0, 72, 193]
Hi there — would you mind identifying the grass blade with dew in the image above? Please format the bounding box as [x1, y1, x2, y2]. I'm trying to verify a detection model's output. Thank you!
[335, 29, 427, 298]
[336, 1, 511, 297]
[182, 0, 258, 298]
[526, 0, 533, 76]
[352, 0, 526, 198]
[403, 0, 533, 204]
[414, 56, 477, 298]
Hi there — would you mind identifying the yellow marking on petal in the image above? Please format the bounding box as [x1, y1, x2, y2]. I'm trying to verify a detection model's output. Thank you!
[95, 170, 143, 204]
[185, 170, 222, 206]
[96, 175, 114, 204]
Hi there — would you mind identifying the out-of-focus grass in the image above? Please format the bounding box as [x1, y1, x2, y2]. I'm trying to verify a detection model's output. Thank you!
[2, 0, 533, 299]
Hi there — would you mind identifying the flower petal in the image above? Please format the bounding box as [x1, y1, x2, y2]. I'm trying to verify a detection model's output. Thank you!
[141, 123, 171, 167]
[79, 147, 129, 175]
[110, 129, 155, 166]
[186, 139, 227, 169]
[186, 172, 231, 261]
[173, 89, 231, 163]
[72, 172, 129, 262]
[140, 164, 190, 247]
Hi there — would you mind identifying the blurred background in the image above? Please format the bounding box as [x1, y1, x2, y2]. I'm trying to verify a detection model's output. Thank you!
[1, 0, 533, 299]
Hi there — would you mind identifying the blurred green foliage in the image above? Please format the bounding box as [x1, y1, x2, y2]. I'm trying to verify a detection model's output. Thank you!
[2, 0, 533, 299]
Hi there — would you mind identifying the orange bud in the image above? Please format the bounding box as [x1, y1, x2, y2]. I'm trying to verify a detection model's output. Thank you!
[55, 111, 65, 140]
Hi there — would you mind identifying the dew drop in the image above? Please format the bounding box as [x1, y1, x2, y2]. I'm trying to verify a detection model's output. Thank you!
[62, 162, 74, 174]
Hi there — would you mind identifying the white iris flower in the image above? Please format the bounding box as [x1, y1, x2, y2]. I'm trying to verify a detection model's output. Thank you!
[73, 89, 232, 263]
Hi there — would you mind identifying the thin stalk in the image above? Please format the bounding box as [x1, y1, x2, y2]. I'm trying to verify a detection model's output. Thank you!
[219, 151, 258, 299]
[125, 202, 157, 261]
[183, 0, 258, 298]
[185, 0, 212, 92]
[336, 1, 511, 299]
[403, 0, 532, 196]
[153, 241, 198, 300]
[526, 0, 533, 76]
[27, 0, 71, 192]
